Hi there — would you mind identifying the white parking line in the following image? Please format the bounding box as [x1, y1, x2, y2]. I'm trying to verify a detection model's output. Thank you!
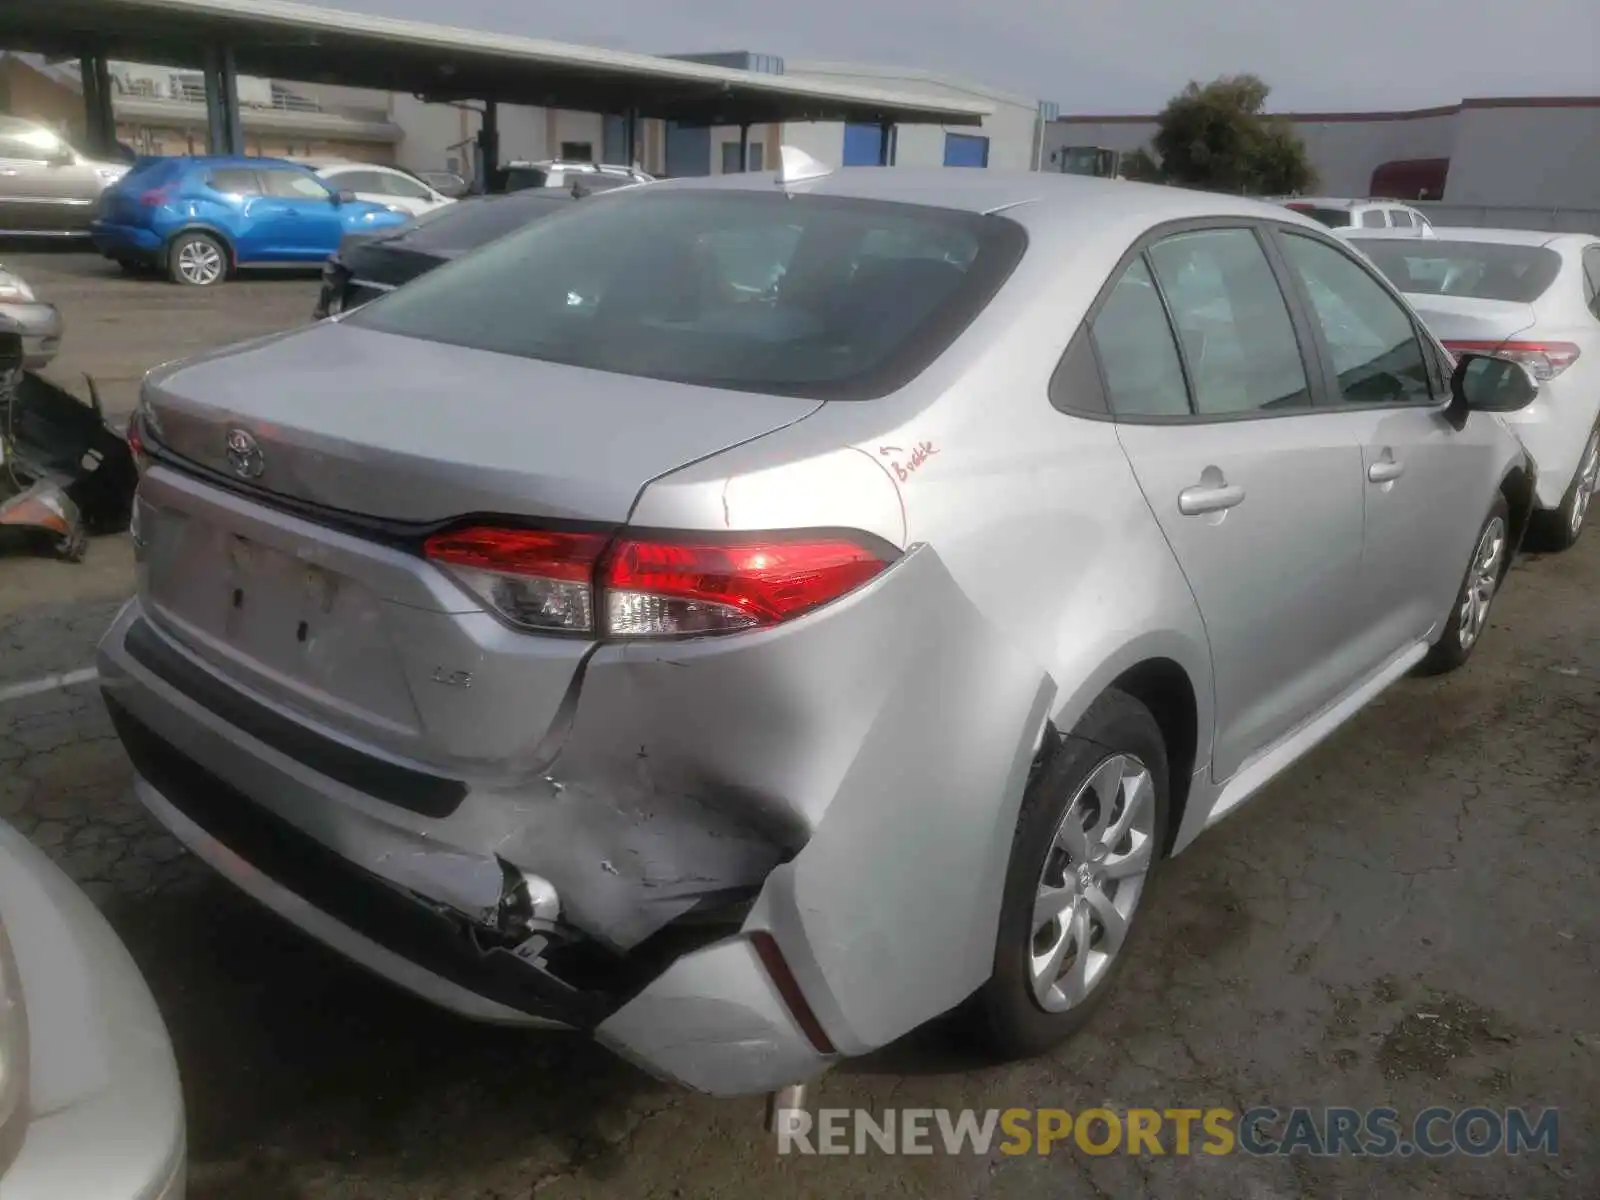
[0, 667, 100, 707]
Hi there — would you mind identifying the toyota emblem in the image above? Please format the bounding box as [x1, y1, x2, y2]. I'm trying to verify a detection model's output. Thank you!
[225, 428, 264, 479]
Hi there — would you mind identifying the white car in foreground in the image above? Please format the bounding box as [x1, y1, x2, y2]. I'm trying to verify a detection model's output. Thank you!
[1349, 227, 1600, 549]
[312, 162, 455, 217]
[0, 820, 185, 1199]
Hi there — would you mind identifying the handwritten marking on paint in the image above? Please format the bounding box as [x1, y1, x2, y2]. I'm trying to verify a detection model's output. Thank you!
[878, 441, 939, 482]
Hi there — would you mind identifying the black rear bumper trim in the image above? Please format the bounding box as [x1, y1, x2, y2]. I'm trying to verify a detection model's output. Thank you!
[104, 696, 611, 1028]
[123, 616, 466, 819]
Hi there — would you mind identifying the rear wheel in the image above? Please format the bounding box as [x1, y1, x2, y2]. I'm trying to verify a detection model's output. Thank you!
[1526, 426, 1599, 553]
[167, 232, 227, 287]
[971, 689, 1169, 1059]
[1417, 495, 1510, 676]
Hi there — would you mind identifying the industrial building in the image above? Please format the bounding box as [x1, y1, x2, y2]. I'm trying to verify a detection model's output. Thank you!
[1045, 95, 1600, 212]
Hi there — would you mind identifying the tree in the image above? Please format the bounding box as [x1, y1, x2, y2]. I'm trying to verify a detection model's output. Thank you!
[1125, 75, 1316, 195]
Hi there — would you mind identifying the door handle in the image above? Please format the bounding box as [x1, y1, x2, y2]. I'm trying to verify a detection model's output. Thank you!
[1178, 482, 1246, 516]
[1368, 458, 1406, 483]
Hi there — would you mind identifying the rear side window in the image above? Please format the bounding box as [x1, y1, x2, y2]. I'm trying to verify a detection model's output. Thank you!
[1285, 204, 1351, 229]
[326, 169, 389, 194]
[1359, 209, 1387, 228]
[1280, 233, 1433, 406]
[390, 194, 571, 254]
[348, 190, 1027, 401]
[1349, 239, 1564, 303]
[207, 168, 261, 195]
[1584, 246, 1600, 317]
[1390, 209, 1415, 228]
[260, 169, 332, 200]
[1146, 228, 1312, 415]
[1088, 257, 1190, 418]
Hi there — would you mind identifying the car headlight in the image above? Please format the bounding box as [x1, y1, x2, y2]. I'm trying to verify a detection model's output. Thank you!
[0, 916, 29, 1173]
[0, 270, 35, 304]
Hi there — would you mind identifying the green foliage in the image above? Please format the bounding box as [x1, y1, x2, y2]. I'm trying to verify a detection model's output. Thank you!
[1126, 75, 1317, 195]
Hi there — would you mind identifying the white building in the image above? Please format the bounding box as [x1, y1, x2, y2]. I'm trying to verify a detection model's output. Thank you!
[1043, 95, 1600, 212]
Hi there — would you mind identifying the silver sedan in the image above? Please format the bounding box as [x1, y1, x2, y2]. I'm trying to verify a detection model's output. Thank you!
[0, 820, 185, 1199]
[101, 158, 1537, 1099]
[0, 266, 61, 370]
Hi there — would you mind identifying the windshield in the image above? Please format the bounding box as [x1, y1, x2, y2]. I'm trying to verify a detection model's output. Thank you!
[385, 193, 573, 255]
[348, 189, 1026, 400]
[1350, 239, 1563, 303]
[1285, 204, 1352, 228]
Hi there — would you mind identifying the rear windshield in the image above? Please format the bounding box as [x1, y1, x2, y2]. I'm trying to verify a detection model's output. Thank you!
[386, 193, 573, 255]
[347, 189, 1027, 400]
[1350, 239, 1563, 302]
[1285, 204, 1352, 228]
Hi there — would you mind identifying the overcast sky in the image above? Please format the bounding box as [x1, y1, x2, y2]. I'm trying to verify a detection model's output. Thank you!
[308, 0, 1599, 112]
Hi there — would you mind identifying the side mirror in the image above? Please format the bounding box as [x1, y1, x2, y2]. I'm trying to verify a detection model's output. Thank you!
[1450, 352, 1539, 415]
[334, 189, 357, 206]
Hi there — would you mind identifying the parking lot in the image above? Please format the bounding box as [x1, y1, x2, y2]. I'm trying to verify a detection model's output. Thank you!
[1, 247, 1597, 1199]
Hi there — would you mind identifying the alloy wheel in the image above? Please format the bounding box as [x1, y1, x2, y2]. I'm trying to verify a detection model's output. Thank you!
[1457, 515, 1506, 651]
[1569, 431, 1599, 540]
[1029, 753, 1156, 1013]
[177, 240, 224, 286]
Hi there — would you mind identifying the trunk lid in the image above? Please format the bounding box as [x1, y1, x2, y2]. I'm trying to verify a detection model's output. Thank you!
[142, 321, 823, 523]
[135, 322, 821, 770]
[1403, 294, 1538, 346]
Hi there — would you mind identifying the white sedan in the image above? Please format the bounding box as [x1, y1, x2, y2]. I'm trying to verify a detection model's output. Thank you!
[312, 162, 455, 217]
[1348, 227, 1600, 550]
[0, 819, 186, 1199]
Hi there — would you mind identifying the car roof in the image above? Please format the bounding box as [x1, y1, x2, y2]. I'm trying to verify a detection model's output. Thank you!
[175, 155, 307, 170]
[654, 167, 1329, 234]
[1353, 227, 1590, 249]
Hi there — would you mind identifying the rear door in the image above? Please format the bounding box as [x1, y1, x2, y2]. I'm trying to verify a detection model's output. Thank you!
[1103, 222, 1368, 782]
[255, 167, 345, 260]
[1274, 228, 1496, 669]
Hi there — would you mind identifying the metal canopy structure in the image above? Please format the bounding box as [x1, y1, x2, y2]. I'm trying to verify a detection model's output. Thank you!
[0, 0, 992, 129]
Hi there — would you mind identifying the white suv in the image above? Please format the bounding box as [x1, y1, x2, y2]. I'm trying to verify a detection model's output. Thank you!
[1278, 197, 1435, 236]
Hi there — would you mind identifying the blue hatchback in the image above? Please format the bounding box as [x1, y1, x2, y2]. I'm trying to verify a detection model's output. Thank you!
[90, 156, 410, 286]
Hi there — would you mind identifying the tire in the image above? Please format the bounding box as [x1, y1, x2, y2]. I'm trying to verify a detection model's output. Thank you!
[167, 231, 228, 287]
[970, 688, 1170, 1060]
[1416, 494, 1511, 676]
[1525, 426, 1599, 554]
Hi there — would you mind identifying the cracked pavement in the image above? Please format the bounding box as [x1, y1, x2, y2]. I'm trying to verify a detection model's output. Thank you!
[1, 251, 1596, 1198]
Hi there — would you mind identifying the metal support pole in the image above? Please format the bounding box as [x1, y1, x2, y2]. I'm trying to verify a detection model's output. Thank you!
[79, 54, 115, 157]
[202, 45, 242, 155]
[738, 122, 750, 172]
[878, 121, 893, 167]
[624, 107, 639, 171]
[764, 1083, 809, 1134]
[477, 99, 499, 192]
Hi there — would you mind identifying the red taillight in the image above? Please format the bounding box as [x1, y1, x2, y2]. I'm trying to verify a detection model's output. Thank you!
[749, 931, 836, 1055]
[602, 535, 888, 637]
[424, 526, 891, 638]
[139, 185, 174, 207]
[1442, 340, 1580, 382]
[424, 527, 608, 633]
[125, 412, 148, 474]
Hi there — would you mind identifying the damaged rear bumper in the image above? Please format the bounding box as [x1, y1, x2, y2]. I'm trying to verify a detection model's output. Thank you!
[97, 540, 1052, 1095]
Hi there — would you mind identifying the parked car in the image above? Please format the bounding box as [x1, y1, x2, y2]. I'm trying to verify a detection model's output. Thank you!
[0, 115, 130, 237]
[1347, 227, 1600, 550]
[314, 188, 576, 318]
[101, 164, 1537, 1100]
[494, 160, 653, 194]
[311, 162, 456, 217]
[0, 818, 186, 1198]
[89, 157, 410, 287]
[416, 170, 470, 200]
[1278, 196, 1435, 234]
[0, 265, 62, 369]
